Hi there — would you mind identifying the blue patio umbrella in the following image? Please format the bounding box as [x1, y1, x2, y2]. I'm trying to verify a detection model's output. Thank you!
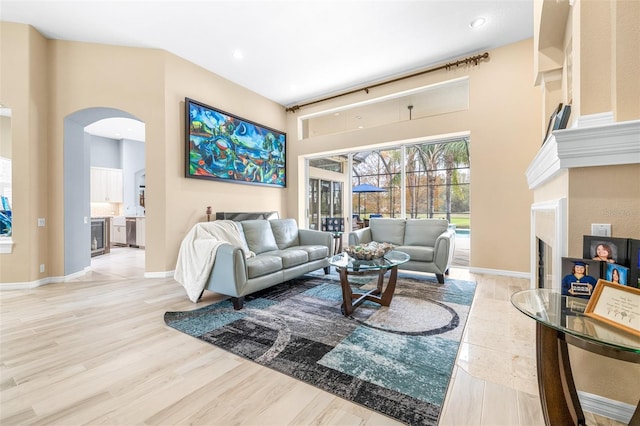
[352, 184, 386, 215]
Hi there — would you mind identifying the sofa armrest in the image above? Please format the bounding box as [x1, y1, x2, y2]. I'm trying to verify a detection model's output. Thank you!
[298, 229, 332, 251]
[433, 228, 456, 272]
[205, 243, 248, 297]
[349, 227, 372, 246]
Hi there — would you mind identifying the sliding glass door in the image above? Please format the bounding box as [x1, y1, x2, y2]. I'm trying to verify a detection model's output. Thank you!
[308, 178, 343, 230]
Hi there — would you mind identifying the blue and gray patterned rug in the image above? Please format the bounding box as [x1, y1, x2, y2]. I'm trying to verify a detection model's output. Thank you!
[164, 271, 476, 425]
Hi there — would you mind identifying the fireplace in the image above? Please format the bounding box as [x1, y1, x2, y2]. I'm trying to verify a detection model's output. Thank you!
[537, 238, 553, 289]
[526, 113, 639, 291]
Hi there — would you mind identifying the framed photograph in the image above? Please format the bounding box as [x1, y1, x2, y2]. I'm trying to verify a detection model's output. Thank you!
[582, 236, 629, 266]
[542, 103, 563, 145]
[605, 263, 629, 286]
[555, 104, 572, 130]
[561, 257, 602, 297]
[585, 279, 640, 337]
[185, 97, 286, 188]
[628, 239, 640, 289]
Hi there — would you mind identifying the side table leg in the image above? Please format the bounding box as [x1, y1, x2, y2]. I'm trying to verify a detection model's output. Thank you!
[559, 338, 585, 425]
[536, 323, 582, 425]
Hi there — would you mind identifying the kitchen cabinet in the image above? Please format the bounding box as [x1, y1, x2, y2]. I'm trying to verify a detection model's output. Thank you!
[136, 217, 145, 247]
[111, 216, 127, 246]
[91, 167, 123, 203]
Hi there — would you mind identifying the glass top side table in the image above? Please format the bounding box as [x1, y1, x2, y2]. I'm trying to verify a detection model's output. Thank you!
[511, 289, 640, 426]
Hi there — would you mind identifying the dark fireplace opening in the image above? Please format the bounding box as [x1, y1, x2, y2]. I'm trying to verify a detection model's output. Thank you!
[537, 238, 553, 288]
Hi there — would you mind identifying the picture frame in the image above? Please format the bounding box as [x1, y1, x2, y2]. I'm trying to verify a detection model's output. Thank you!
[561, 257, 603, 297]
[628, 239, 640, 289]
[555, 104, 572, 130]
[584, 279, 640, 337]
[605, 263, 629, 286]
[582, 235, 629, 266]
[185, 97, 286, 188]
[542, 103, 563, 146]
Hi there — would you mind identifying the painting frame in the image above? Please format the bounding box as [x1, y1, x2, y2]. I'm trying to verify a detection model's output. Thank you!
[584, 279, 640, 337]
[185, 97, 286, 188]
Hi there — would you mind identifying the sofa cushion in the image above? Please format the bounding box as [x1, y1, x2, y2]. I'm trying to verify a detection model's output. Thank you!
[396, 245, 434, 262]
[270, 219, 300, 249]
[298, 245, 330, 261]
[240, 220, 279, 254]
[246, 255, 283, 279]
[370, 218, 406, 246]
[262, 248, 308, 268]
[404, 219, 448, 246]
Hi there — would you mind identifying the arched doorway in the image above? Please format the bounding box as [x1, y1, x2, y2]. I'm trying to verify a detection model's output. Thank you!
[63, 107, 145, 276]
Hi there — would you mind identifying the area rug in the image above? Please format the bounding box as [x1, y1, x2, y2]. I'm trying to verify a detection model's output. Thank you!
[164, 271, 476, 425]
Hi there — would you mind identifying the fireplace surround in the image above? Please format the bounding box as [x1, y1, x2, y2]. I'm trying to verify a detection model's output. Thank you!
[526, 113, 640, 291]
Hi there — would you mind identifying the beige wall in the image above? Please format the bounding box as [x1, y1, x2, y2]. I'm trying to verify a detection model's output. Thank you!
[0, 22, 287, 281]
[0, 116, 10, 158]
[532, 0, 640, 409]
[162, 53, 287, 270]
[286, 39, 543, 273]
[0, 24, 546, 279]
[0, 23, 48, 283]
[568, 165, 640, 255]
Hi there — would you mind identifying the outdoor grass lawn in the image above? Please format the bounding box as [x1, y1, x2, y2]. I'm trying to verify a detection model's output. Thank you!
[450, 216, 470, 229]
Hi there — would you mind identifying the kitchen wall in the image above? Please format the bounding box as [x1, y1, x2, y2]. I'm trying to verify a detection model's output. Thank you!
[88, 134, 145, 218]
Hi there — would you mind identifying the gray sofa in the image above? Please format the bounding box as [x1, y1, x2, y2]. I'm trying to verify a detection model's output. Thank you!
[203, 218, 332, 309]
[349, 218, 455, 283]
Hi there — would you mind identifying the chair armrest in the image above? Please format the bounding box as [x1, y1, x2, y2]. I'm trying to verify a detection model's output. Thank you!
[298, 229, 332, 251]
[205, 243, 248, 297]
[349, 227, 372, 246]
[433, 229, 456, 272]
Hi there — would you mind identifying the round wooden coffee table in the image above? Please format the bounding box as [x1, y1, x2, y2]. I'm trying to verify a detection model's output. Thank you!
[329, 250, 410, 316]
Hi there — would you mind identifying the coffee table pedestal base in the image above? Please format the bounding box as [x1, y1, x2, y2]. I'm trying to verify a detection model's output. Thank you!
[338, 266, 399, 316]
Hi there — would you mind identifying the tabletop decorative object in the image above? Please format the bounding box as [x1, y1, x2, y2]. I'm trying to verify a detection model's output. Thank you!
[344, 241, 394, 260]
[585, 279, 640, 337]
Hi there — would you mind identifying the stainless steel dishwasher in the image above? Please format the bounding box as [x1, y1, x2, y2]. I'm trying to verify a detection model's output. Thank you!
[126, 218, 137, 247]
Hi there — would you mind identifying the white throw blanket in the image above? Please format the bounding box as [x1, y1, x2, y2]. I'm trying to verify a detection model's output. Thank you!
[174, 220, 255, 302]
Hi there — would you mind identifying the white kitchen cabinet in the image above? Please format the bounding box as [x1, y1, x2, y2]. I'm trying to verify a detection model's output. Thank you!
[91, 167, 123, 203]
[111, 216, 126, 246]
[135, 217, 145, 248]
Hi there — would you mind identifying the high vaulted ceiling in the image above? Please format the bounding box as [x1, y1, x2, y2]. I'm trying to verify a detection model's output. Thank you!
[1, 0, 533, 108]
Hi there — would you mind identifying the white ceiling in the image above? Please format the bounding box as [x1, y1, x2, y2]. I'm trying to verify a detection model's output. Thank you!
[1, 0, 533, 140]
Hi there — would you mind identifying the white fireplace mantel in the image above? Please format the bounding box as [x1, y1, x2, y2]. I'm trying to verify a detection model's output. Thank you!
[526, 112, 640, 189]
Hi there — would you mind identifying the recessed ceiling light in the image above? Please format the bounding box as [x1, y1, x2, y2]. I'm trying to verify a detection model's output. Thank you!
[232, 49, 244, 59]
[469, 17, 486, 28]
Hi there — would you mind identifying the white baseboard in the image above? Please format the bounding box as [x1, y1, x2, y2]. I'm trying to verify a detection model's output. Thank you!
[468, 267, 530, 279]
[144, 270, 175, 279]
[579, 391, 636, 424]
[0, 274, 72, 289]
[0, 267, 173, 290]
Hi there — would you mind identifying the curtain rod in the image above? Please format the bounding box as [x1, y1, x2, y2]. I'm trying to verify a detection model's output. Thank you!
[286, 52, 489, 113]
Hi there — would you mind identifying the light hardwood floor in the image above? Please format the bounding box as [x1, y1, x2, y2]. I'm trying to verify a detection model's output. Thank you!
[0, 248, 622, 425]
